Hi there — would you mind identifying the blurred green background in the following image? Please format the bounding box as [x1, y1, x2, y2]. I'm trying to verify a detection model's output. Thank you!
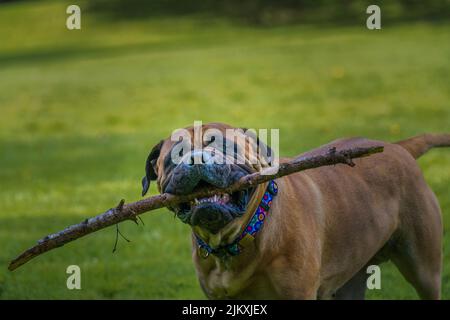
[0, 0, 449, 299]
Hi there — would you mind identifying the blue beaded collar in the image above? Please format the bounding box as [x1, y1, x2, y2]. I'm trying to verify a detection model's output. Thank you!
[195, 180, 278, 259]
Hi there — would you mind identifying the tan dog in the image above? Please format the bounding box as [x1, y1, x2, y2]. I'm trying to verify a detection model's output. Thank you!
[141, 123, 449, 299]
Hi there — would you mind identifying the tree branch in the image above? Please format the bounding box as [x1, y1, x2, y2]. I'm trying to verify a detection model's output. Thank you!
[8, 145, 383, 271]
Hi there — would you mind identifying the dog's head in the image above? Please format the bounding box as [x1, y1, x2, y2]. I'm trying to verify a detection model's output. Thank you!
[141, 123, 274, 242]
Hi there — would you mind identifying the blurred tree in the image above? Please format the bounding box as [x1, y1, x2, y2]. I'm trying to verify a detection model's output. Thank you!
[86, 0, 449, 25]
[1, 0, 448, 25]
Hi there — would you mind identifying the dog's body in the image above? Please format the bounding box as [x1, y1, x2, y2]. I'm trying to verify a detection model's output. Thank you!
[143, 123, 450, 299]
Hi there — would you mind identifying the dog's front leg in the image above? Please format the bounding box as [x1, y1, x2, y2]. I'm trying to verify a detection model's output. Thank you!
[266, 256, 320, 300]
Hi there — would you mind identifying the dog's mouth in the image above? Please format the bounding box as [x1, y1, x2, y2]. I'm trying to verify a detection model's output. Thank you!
[173, 181, 252, 234]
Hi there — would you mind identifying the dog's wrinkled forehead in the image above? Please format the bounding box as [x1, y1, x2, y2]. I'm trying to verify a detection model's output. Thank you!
[141, 123, 273, 195]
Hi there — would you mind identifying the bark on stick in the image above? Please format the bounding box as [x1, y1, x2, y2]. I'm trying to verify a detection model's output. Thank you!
[8, 145, 383, 271]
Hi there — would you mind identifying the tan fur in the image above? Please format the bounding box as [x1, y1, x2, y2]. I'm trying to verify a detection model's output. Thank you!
[153, 124, 448, 299]
[396, 133, 450, 159]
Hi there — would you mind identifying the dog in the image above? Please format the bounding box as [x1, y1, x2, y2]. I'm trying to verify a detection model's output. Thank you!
[141, 122, 449, 299]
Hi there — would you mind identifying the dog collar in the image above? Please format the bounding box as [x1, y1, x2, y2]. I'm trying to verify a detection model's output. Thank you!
[195, 180, 278, 259]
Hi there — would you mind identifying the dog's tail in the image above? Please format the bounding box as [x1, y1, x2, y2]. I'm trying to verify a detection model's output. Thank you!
[395, 133, 450, 159]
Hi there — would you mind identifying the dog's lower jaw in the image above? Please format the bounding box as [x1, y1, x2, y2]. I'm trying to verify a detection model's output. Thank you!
[192, 218, 245, 248]
[192, 183, 267, 249]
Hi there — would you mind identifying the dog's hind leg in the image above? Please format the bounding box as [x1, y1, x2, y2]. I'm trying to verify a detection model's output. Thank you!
[391, 246, 441, 299]
[391, 187, 443, 300]
[334, 267, 369, 300]
[390, 238, 442, 300]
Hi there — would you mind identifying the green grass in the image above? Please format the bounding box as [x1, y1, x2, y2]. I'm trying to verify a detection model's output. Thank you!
[0, 0, 449, 299]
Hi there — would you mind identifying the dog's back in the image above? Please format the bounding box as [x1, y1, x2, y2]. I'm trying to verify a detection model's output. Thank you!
[279, 133, 449, 299]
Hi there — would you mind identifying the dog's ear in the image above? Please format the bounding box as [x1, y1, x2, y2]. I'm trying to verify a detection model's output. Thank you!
[142, 140, 164, 196]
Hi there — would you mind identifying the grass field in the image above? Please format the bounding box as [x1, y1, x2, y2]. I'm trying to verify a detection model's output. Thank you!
[0, 0, 449, 299]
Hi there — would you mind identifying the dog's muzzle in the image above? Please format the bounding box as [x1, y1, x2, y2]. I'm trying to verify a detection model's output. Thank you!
[164, 151, 252, 234]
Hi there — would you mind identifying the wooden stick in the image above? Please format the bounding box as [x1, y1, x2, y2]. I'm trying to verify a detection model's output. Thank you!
[8, 145, 384, 271]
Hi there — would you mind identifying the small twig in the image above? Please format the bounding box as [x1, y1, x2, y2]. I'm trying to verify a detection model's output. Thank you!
[137, 216, 145, 226]
[112, 223, 131, 253]
[112, 224, 120, 253]
[116, 199, 125, 212]
[117, 228, 130, 243]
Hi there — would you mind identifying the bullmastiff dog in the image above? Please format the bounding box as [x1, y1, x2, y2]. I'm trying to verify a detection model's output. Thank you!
[141, 122, 449, 299]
